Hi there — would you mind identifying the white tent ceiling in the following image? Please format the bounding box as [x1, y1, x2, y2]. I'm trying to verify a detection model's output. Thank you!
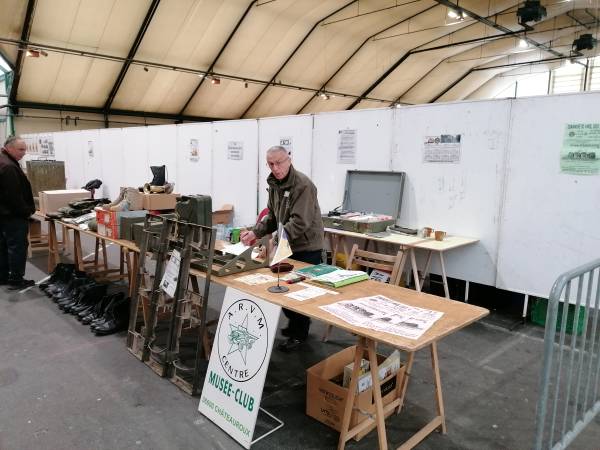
[1, 0, 598, 121]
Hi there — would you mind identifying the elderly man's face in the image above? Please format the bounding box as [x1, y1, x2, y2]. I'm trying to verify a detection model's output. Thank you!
[266, 150, 291, 180]
[4, 139, 27, 161]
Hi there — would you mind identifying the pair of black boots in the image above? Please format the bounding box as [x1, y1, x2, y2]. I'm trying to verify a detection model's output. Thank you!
[40, 263, 130, 336]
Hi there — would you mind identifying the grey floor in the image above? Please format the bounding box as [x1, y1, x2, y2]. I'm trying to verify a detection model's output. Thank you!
[1, 242, 599, 449]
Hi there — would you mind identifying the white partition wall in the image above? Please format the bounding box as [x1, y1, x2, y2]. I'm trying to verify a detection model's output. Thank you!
[312, 109, 393, 213]
[80, 129, 103, 190]
[176, 123, 212, 196]
[212, 120, 259, 226]
[497, 92, 600, 298]
[65, 131, 86, 189]
[257, 115, 313, 209]
[147, 125, 177, 186]
[98, 128, 125, 200]
[121, 127, 149, 188]
[53, 132, 67, 163]
[392, 99, 512, 286]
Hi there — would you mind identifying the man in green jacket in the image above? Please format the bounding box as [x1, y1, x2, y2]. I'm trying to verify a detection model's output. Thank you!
[241, 146, 324, 352]
[0, 136, 36, 290]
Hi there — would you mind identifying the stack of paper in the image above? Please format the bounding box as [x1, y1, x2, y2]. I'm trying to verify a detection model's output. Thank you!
[312, 269, 369, 288]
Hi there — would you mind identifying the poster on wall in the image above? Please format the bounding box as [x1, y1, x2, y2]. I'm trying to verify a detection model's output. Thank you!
[23, 135, 37, 154]
[561, 123, 600, 175]
[337, 129, 357, 164]
[199, 287, 281, 449]
[189, 138, 199, 162]
[38, 133, 55, 158]
[279, 136, 293, 156]
[422, 134, 461, 163]
[228, 141, 244, 160]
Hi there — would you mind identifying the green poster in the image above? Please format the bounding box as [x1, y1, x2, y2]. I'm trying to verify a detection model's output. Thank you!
[561, 123, 600, 175]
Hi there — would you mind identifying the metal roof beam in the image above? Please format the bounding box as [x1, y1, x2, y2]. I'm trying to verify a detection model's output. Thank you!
[8, 0, 37, 113]
[240, 0, 358, 118]
[391, 22, 585, 104]
[296, 3, 437, 114]
[179, 0, 259, 115]
[12, 101, 221, 122]
[103, 0, 161, 112]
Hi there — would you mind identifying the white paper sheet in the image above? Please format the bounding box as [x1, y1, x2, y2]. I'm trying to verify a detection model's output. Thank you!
[235, 273, 277, 285]
[222, 242, 251, 256]
[285, 283, 338, 301]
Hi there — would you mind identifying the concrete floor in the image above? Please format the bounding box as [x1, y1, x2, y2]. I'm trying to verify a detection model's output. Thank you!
[1, 247, 599, 449]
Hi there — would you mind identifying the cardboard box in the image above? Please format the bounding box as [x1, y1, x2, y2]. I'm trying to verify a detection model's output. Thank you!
[142, 193, 178, 211]
[212, 204, 233, 225]
[306, 345, 405, 441]
[39, 189, 90, 215]
[96, 210, 147, 240]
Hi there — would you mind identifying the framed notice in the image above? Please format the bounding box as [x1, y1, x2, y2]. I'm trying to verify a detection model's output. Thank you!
[561, 123, 600, 175]
[199, 287, 281, 449]
[337, 129, 357, 164]
[228, 141, 244, 160]
[422, 134, 461, 163]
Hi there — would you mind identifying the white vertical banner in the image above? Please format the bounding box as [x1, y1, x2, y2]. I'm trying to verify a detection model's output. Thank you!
[199, 287, 281, 449]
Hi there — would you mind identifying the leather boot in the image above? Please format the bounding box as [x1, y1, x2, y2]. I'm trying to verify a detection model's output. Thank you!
[92, 297, 130, 336]
[105, 187, 126, 210]
[150, 165, 166, 186]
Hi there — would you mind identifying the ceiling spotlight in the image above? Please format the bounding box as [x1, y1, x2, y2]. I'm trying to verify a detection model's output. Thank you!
[518, 39, 529, 48]
[211, 77, 220, 85]
[25, 48, 47, 58]
[244, 81, 248, 88]
[143, 66, 149, 72]
[572, 34, 597, 52]
[319, 92, 330, 100]
[517, 1, 546, 29]
[447, 9, 460, 19]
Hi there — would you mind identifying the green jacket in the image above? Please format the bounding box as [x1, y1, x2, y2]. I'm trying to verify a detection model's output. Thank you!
[253, 165, 323, 253]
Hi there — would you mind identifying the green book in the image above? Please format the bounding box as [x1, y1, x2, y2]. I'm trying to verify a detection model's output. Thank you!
[295, 263, 340, 279]
[312, 270, 369, 288]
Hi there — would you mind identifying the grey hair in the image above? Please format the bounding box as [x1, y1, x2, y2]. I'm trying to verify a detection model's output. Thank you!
[4, 135, 23, 148]
[266, 145, 290, 157]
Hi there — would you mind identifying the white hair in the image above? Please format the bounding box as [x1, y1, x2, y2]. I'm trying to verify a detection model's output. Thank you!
[266, 145, 289, 158]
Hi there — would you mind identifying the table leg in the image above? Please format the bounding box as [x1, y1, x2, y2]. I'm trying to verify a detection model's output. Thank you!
[101, 240, 108, 271]
[367, 339, 388, 450]
[47, 220, 59, 273]
[430, 342, 447, 434]
[396, 249, 408, 286]
[396, 351, 414, 414]
[73, 231, 84, 272]
[522, 294, 529, 320]
[94, 238, 100, 266]
[61, 224, 70, 253]
[419, 251, 433, 285]
[465, 281, 470, 303]
[395, 344, 446, 450]
[337, 337, 366, 450]
[409, 249, 421, 292]
[438, 252, 450, 299]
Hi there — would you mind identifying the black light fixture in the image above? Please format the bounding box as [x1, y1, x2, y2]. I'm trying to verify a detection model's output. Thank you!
[573, 34, 598, 52]
[143, 66, 149, 72]
[210, 76, 220, 85]
[517, 1, 547, 29]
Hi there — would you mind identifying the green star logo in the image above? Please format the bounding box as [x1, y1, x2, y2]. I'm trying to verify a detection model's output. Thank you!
[227, 314, 259, 365]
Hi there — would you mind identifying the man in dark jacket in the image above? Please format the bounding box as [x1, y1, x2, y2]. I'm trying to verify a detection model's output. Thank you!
[0, 136, 36, 289]
[241, 146, 324, 352]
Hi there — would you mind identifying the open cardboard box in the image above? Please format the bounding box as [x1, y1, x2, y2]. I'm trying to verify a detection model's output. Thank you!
[306, 345, 405, 441]
[212, 203, 233, 225]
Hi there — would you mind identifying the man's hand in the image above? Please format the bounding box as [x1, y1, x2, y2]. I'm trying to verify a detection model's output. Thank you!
[240, 230, 257, 246]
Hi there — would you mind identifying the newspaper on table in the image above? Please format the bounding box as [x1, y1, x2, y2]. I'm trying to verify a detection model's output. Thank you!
[320, 295, 443, 340]
[284, 282, 338, 302]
